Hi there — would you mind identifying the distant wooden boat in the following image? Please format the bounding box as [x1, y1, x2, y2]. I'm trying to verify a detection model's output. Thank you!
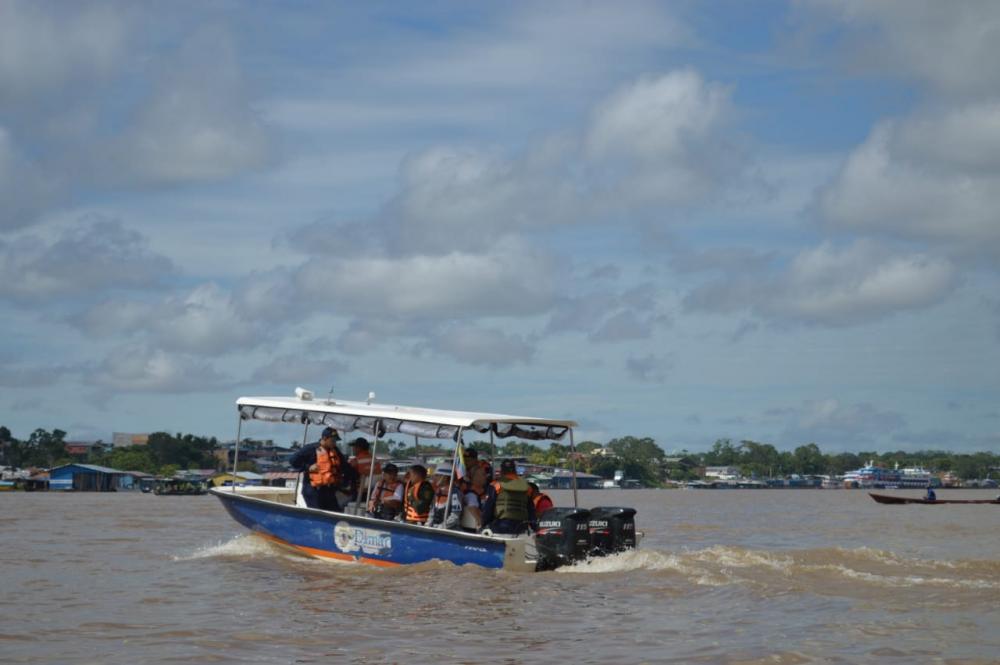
[869, 492, 1000, 505]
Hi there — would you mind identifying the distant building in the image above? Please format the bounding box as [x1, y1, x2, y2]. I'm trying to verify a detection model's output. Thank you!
[49, 463, 128, 491]
[64, 441, 109, 459]
[212, 471, 264, 487]
[112, 433, 149, 448]
[704, 466, 740, 480]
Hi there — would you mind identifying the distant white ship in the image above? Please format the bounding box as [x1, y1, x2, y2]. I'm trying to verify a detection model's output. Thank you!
[843, 461, 936, 489]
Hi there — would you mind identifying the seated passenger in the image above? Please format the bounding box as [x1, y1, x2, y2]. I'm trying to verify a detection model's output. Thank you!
[925, 486, 937, 501]
[527, 481, 554, 517]
[428, 465, 463, 530]
[367, 463, 403, 521]
[464, 447, 493, 483]
[403, 464, 435, 525]
[481, 459, 535, 535]
[461, 465, 489, 531]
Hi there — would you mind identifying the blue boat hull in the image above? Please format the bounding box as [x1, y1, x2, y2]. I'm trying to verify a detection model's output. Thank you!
[211, 488, 511, 569]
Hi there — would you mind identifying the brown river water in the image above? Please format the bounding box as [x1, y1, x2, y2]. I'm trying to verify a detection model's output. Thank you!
[2, 489, 998, 664]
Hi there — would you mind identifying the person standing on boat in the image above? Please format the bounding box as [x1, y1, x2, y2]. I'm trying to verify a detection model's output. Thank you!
[349, 438, 381, 509]
[403, 464, 435, 525]
[925, 485, 937, 502]
[367, 462, 403, 521]
[481, 459, 535, 535]
[428, 466, 464, 530]
[289, 427, 348, 511]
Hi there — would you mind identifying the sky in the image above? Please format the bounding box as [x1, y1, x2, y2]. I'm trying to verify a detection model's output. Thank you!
[1, 0, 998, 453]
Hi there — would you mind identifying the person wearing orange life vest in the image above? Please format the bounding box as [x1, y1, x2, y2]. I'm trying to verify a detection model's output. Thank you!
[463, 447, 493, 484]
[481, 459, 535, 535]
[288, 427, 348, 511]
[348, 438, 381, 508]
[402, 464, 435, 525]
[367, 463, 403, 521]
[527, 481, 555, 517]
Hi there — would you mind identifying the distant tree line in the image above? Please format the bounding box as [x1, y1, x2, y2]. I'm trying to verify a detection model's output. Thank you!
[0, 427, 220, 477]
[2, 426, 997, 486]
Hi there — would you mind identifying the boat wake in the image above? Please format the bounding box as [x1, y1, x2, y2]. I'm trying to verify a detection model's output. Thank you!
[172, 534, 328, 564]
[556, 545, 1000, 593]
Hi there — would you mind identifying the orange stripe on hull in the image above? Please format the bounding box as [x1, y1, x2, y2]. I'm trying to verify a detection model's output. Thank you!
[257, 532, 400, 567]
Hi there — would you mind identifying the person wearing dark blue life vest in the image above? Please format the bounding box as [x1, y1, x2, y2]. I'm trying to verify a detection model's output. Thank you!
[925, 486, 936, 502]
[480, 459, 535, 535]
[289, 427, 352, 511]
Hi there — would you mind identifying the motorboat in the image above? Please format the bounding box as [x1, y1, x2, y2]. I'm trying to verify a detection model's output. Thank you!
[869, 492, 1000, 505]
[211, 390, 639, 571]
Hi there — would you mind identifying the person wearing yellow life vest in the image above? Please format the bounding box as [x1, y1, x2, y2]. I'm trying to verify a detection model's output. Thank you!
[403, 464, 435, 525]
[481, 459, 535, 535]
[288, 427, 348, 511]
[367, 463, 403, 521]
[460, 464, 489, 532]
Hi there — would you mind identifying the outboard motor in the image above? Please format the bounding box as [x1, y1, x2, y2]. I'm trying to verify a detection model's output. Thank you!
[533, 507, 591, 571]
[588, 506, 637, 556]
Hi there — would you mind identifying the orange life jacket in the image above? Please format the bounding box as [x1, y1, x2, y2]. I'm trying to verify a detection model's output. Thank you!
[532, 492, 554, 515]
[404, 479, 432, 523]
[368, 477, 401, 512]
[308, 446, 341, 488]
[351, 451, 381, 479]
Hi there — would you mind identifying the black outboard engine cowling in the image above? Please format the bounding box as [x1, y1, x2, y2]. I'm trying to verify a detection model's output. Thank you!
[533, 507, 591, 571]
[588, 506, 637, 556]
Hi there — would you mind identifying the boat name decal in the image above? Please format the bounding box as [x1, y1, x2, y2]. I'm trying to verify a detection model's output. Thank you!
[333, 521, 392, 556]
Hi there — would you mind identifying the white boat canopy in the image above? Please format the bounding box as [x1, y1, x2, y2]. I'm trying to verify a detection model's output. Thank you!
[236, 394, 576, 442]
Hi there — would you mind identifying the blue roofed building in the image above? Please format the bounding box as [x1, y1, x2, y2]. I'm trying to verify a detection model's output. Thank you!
[49, 463, 127, 491]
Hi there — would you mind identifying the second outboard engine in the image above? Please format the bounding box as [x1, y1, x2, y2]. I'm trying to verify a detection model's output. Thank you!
[588, 506, 637, 556]
[534, 507, 591, 571]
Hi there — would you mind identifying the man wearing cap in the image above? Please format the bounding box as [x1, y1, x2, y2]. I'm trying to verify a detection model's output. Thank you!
[367, 463, 403, 521]
[428, 465, 464, 529]
[481, 459, 535, 535]
[289, 427, 349, 511]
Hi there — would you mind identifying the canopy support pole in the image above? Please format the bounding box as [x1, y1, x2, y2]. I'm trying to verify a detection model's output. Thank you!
[230, 414, 243, 494]
[443, 427, 463, 527]
[570, 428, 578, 508]
[490, 430, 496, 471]
[294, 422, 309, 505]
[363, 425, 380, 515]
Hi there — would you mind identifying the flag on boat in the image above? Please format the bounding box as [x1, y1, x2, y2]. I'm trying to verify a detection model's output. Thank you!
[455, 445, 467, 480]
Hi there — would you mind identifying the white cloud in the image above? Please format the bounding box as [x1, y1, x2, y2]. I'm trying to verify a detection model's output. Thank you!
[819, 108, 1000, 258]
[626, 354, 672, 383]
[73, 283, 267, 355]
[0, 219, 174, 301]
[295, 244, 559, 319]
[250, 354, 348, 385]
[87, 345, 229, 393]
[109, 28, 271, 185]
[684, 241, 958, 326]
[0, 0, 126, 105]
[0, 126, 59, 230]
[797, 0, 1000, 96]
[769, 398, 907, 448]
[414, 325, 535, 367]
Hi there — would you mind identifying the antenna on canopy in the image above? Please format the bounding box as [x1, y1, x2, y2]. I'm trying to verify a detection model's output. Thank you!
[326, 383, 335, 405]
